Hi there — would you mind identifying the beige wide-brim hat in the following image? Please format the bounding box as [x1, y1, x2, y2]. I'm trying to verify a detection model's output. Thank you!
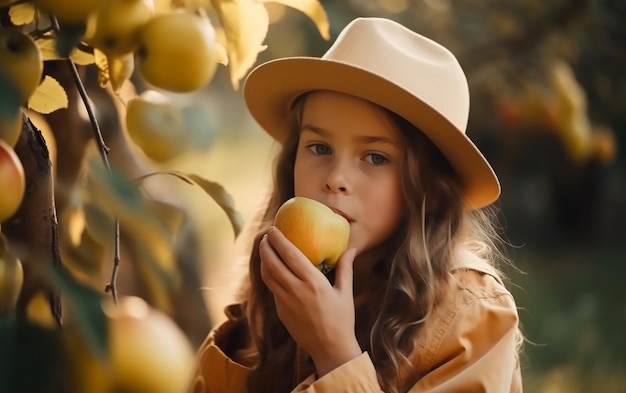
[243, 17, 500, 209]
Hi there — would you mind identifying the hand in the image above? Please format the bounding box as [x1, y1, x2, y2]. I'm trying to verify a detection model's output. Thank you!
[259, 226, 362, 376]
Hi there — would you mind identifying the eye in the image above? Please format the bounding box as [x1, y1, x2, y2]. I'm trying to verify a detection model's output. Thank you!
[307, 143, 331, 155]
[365, 153, 388, 166]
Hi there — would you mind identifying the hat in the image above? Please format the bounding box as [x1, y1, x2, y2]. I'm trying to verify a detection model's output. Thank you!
[243, 17, 500, 209]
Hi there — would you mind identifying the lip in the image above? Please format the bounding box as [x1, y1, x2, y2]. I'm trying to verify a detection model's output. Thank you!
[330, 207, 354, 223]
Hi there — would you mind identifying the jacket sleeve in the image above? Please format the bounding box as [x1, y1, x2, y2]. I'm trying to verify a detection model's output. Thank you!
[291, 270, 522, 393]
[187, 317, 252, 393]
[408, 271, 523, 393]
[292, 352, 384, 393]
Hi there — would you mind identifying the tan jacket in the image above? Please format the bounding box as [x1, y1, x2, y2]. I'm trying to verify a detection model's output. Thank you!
[189, 252, 523, 392]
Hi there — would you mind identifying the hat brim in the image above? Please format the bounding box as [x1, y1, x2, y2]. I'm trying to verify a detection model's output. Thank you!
[243, 57, 500, 209]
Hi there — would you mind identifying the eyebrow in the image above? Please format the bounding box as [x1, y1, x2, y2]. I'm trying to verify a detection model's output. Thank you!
[300, 124, 398, 146]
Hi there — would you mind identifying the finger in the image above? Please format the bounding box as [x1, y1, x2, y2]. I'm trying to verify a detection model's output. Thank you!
[266, 226, 320, 281]
[259, 234, 291, 295]
[334, 248, 357, 293]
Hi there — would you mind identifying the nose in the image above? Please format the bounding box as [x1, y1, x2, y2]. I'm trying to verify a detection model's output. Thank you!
[325, 159, 350, 194]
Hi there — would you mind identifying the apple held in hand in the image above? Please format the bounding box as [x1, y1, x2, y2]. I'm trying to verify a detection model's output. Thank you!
[274, 197, 350, 273]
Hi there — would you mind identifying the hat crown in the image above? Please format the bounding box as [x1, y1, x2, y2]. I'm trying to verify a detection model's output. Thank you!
[322, 17, 470, 135]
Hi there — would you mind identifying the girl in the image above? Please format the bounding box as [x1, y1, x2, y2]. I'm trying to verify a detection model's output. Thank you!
[189, 17, 523, 393]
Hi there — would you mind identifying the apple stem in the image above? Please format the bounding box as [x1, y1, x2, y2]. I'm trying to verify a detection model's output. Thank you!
[50, 15, 121, 304]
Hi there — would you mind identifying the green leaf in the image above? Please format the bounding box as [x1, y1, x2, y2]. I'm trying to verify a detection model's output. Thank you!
[0, 314, 62, 393]
[135, 170, 244, 238]
[55, 21, 88, 58]
[47, 264, 109, 360]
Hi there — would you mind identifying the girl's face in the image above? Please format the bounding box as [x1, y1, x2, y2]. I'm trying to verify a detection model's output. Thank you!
[294, 90, 405, 257]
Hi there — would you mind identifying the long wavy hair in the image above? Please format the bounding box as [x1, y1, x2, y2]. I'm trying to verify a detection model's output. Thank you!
[235, 94, 514, 393]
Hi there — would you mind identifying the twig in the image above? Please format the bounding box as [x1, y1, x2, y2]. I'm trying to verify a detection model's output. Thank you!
[49, 15, 121, 304]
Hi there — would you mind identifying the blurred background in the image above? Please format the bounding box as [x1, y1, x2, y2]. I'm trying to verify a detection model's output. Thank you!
[156, 0, 625, 391]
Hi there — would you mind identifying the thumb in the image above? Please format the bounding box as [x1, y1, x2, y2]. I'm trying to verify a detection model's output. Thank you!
[334, 248, 357, 292]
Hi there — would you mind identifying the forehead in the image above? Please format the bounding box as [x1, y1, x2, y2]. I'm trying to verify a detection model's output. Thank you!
[300, 90, 401, 139]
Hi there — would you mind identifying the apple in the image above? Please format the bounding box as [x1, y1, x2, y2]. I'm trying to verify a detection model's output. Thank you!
[0, 140, 26, 223]
[85, 0, 154, 57]
[63, 296, 195, 393]
[0, 108, 22, 148]
[274, 197, 350, 273]
[125, 90, 189, 162]
[0, 28, 43, 103]
[0, 248, 23, 314]
[136, 11, 219, 92]
[34, 0, 101, 24]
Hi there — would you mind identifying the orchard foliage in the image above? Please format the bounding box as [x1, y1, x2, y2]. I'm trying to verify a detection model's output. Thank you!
[0, 0, 329, 392]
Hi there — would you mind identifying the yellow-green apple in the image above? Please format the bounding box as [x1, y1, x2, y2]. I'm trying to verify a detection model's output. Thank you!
[125, 90, 189, 162]
[85, 0, 154, 56]
[0, 140, 26, 223]
[0, 28, 43, 103]
[274, 197, 350, 273]
[0, 109, 22, 148]
[63, 296, 195, 393]
[136, 11, 218, 92]
[34, 0, 101, 24]
[0, 248, 23, 314]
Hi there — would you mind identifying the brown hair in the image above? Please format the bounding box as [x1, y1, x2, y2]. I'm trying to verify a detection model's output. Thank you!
[236, 95, 512, 393]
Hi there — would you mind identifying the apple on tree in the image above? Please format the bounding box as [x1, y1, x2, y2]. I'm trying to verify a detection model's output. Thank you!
[0, 140, 26, 223]
[63, 296, 195, 393]
[125, 90, 190, 162]
[136, 10, 219, 93]
[33, 0, 101, 24]
[0, 28, 43, 104]
[0, 109, 23, 148]
[274, 197, 350, 274]
[0, 235, 23, 314]
[85, 0, 155, 57]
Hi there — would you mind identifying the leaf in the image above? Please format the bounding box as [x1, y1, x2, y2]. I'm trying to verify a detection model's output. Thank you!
[8, 2, 35, 26]
[93, 49, 111, 88]
[0, 315, 62, 393]
[135, 170, 244, 237]
[264, 0, 330, 40]
[27, 75, 69, 115]
[146, 199, 186, 235]
[85, 159, 178, 281]
[211, 0, 269, 89]
[107, 53, 135, 94]
[55, 22, 88, 58]
[186, 173, 244, 237]
[59, 202, 107, 282]
[36, 36, 95, 65]
[47, 265, 108, 360]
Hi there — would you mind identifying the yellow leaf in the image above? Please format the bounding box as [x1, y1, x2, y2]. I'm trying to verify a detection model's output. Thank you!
[107, 54, 135, 94]
[9, 2, 36, 26]
[35, 36, 95, 65]
[263, 0, 329, 40]
[211, 0, 269, 89]
[27, 76, 69, 115]
[93, 49, 110, 88]
[26, 292, 56, 328]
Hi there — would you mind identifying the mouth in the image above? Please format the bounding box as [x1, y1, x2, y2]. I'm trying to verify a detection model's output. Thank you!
[330, 207, 354, 223]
